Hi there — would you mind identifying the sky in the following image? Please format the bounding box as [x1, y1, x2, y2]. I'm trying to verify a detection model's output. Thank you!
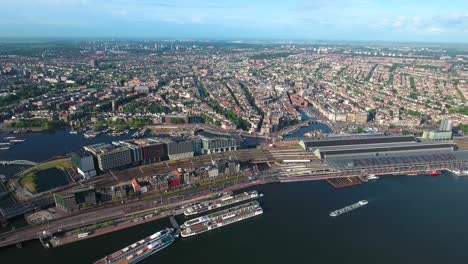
[0, 0, 467, 42]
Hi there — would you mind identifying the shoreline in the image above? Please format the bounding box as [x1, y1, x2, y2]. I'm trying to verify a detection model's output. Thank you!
[49, 180, 263, 248]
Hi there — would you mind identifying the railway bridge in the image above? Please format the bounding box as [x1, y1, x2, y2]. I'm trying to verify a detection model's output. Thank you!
[0, 160, 38, 166]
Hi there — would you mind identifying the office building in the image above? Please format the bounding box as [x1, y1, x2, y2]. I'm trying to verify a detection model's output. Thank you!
[70, 151, 97, 178]
[439, 119, 453, 132]
[200, 135, 237, 154]
[85, 143, 132, 172]
[54, 187, 97, 212]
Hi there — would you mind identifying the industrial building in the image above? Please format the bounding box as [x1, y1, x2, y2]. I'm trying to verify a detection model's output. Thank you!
[54, 187, 97, 212]
[70, 151, 97, 178]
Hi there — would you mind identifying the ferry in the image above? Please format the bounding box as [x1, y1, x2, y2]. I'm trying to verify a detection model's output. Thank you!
[94, 228, 175, 264]
[183, 190, 263, 216]
[330, 200, 368, 217]
[9, 139, 26, 143]
[180, 201, 263, 237]
[430, 170, 441, 176]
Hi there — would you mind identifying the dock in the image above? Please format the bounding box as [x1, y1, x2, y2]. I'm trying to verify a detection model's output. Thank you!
[326, 177, 362, 189]
[169, 215, 181, 237]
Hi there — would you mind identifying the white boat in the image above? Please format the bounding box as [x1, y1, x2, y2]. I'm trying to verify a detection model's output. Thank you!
[0, 147, 10, 150]
[449, 169, 468, 176]
[9, 139, 26, 143]
[367, 174, 379, 180]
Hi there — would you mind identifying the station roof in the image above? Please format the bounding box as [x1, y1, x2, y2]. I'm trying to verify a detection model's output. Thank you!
[302, 135, 416, 149]
[319, 142, 453, 158]
[326, 150, 468, 171]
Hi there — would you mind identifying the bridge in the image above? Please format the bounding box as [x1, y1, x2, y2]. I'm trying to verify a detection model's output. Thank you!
[274, 119, 326, 138]
[0, 160, 38, 166]
[0, 195, 54, 221]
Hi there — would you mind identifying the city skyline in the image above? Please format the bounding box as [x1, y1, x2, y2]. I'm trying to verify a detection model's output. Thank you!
[1, 0, 468, 42]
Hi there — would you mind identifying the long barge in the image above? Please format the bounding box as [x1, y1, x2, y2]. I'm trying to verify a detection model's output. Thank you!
[180, 201, 263, 237]
[183, 190, 263, 216]
[330, 200, 368, 217]
[94, 228, 175, 264]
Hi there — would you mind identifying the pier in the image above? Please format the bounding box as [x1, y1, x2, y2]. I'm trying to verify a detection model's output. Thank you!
[169, 215, 181, 237]
[326, 177, 362, 188]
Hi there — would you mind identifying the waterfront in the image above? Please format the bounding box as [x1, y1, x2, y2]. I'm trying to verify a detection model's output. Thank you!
[282, 110, 333, 140]
[0, 129, 135, 207]
[0, 129, 135, 165]
[1, 173, 468, 263]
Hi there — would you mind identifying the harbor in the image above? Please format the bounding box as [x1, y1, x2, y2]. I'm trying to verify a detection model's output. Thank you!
[90, 195, 265, 263]
[4, 175, 468, 263]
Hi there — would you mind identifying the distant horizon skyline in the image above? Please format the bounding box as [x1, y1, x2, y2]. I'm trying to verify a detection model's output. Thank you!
[1, 0, 467, 43]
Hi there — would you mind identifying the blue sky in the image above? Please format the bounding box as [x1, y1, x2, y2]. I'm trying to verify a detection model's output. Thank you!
[1, 0, 467, 42]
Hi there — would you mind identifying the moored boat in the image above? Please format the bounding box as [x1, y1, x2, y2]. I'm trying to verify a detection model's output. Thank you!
[183, 190, 263, 216]
[94, 228, 175, 264]
[181, 201, 263, 237]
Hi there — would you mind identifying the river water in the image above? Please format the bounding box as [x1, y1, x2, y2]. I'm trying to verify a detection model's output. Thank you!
[1, 173, 468, 263]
